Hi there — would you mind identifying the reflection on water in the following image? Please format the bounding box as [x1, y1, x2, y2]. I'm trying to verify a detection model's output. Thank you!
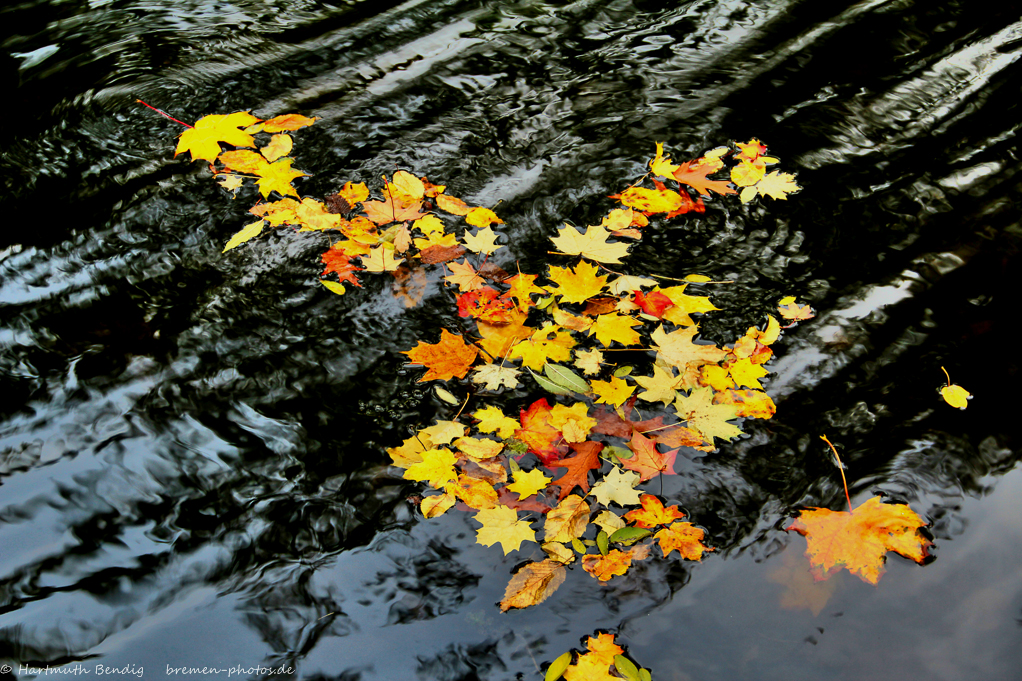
[1, 0, 1021, 678]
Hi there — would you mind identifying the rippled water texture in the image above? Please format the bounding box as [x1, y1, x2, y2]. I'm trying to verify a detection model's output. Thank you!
[2, 0, 1021, 679]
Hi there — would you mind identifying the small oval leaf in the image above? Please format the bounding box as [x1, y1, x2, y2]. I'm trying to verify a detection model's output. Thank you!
[571, 538, 586, 554]
[613, 365, 634, 378]
[435, 387, 459, 405]
[544, 364, 590, 394]
[597, 530, 609, 556]
[528, 368, 573, 396]
[319, 280, 346, 296]
[545, 652, 573, 681]
[639, 668, 652, 681]
[614, 655, 642, 681]
[610, 527, 652, 544]
[509, 457, 521, 473]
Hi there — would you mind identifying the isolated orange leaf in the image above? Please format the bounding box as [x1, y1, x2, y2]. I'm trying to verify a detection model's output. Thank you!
[403, 328, 479, 382]
[260, 113, 318, 132]
[500, 559, 567, 611]
[435, 193, 472, 216]
[787, 496, 932, 584]
[655, 521, 713, 559]
[582, 549, 632, 581]
[777, 296, 814, 322]
[672, 160, 737, 197]
[624, 494, 685, 528]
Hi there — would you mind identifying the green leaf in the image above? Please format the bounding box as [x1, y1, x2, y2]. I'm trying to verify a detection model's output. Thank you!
[528, 368, 573, 396]
[639, 668, 652, 681]
[614, 655, 641, 681]
[537, 295, 555, 310]
[545, 652, 573, 681]
[597, 530, 609, 556]
[571, 538, 586, 554]
[609, 527, 651, 545]
[613, 365, 634, 378]
[509, 457, 521, 473]
[435, 387, 459, 405]
[544, 363, 590, 393]
[605, 445, 633, 462]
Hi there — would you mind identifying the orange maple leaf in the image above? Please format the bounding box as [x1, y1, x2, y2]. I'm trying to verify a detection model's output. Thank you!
[655, 521, 713, 559]
[548, 441, 604, 501]
[582, 549, 633, 581]
[672, 160, 737, 197]
[402, 328, 479, 382]
[787, 496, 932, 585]
[624, 494, 685, 528]
[320, 245, 364, 286]
[622, 431, 678, 482]
[363, 183, 426, 225]
[514, 399, 567, 465]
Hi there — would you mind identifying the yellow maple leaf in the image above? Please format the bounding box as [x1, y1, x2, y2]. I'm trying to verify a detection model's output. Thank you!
[444, 260, 485, 292]
[634, 364, 684, 405]
[447, 474, 498, 510]
[455, 436, 504, 460]
[391, 170, 425, 200]
[547, 260, 608, 304]
[462, 226, 502, 254]
[591, 376, 635, 407]
[615, 186, 684, 214]
[295, 198, 343, 231]
[473, 406, 520, 439]
[403, 448, 458, 487]
[250, 198, 301, 225]
[651, 325, 727, 370]
[255, 158, 307, 198]
[474, 506, 536, 555]
[506, 468, 552, 499]
[550, 223, 631, 264]
[728, 357, 769, 389]
[362, 245, 403, 272]
[674, 387, 741, 445]
[745, 170, 801, 202]
[587, 311, 641, 347]
[508, 324, 576, 370]
[573, 348, 604, 376]
[175, 111, 260, 162]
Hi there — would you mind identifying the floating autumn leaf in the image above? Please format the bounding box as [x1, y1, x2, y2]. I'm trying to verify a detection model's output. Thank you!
[673, 159, 737, 197]
[500, 559, 567, 611]
[474, 405, 520, 439]
[548, 442, 603, 501]
[403, 448, 458, 487]
[547, 260, 609, 304]
[544, 494, 591, 542]
[255, 158, 308, 198]
[466, 206, 503, 228]
[590, 467, 643, 507]
[777, 295, 814, 322]
[260, 133, 293, 162]
[462, 226, 503, 254]
[591, 376, 636, 407]
[402, 328, 479, 381]
[445, 260, 485, 292]
[740, 170, 801, 202]
[507, 468, 552, 499]
[622, 431, 678, 482]
[176, 111, 260, 162]
[624, 494, 685, 528]
[787, 496, 932, 585]
[550, 223, 631, 264]
[222, 221, 265, 252]
[587, 312, 642, 347]
[655, 521, 713, 559]
[582, 549, 634, 581]
[633, 364, 684, 406]
[435, 193, 472, 216]
[474, 505, 536, 555]
[471, 363, 521, 391]
[259, 113, 318, 132]
[940, 366, 971, 409]
[362, 245, 403, 272]
[509, 323, 576, 371]
[674, 387, 742, 445]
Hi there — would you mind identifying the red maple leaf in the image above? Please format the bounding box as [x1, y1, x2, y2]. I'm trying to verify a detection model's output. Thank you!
[457, 287, 518, 323]
[514, 399, 567, 465]
[633, 290, 675, 317]
[321, 246, 364, 286]
[548, 441, 604, 501]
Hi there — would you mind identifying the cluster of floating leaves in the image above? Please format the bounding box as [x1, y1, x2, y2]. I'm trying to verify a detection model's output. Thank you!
[164, 107, 940, 617]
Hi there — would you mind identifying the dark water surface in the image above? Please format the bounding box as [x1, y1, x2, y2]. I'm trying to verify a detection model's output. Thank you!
[2, 0, 1022, 679]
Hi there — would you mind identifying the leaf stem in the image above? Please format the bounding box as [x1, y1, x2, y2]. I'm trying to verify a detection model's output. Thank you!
[136, 99, 193, 128]
[820, 435, 852, 513]
[940, 366, 952, 387]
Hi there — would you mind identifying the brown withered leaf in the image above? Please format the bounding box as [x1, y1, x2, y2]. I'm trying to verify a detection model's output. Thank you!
[420, 244, 467, 264]
[500, 559, 567, 612]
